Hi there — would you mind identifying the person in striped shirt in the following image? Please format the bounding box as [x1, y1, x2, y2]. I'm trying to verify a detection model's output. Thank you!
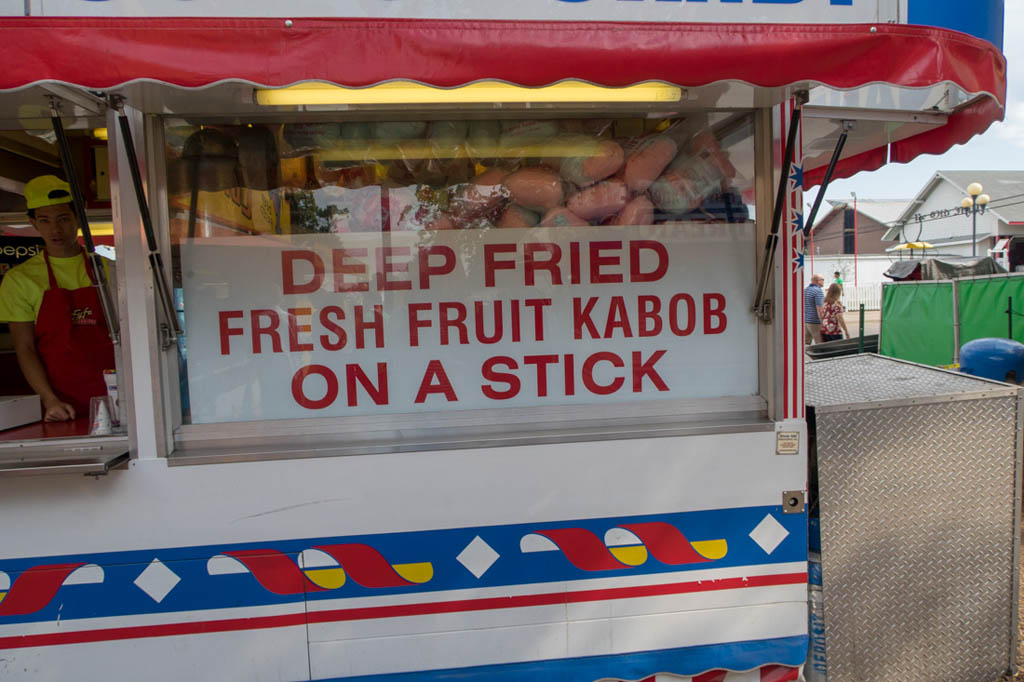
[804, 273, 825, 345]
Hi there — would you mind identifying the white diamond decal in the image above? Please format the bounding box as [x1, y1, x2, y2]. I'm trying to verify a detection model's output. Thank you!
[134, 558, 180, 603]
[457, 536, 499, 579]
[749, 514, 790, 555]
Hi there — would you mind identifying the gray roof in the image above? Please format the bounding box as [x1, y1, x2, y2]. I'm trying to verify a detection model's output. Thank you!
[813, 199, 911, 230]
[939, 172, 1024, 223]
[886, 170, 1024, 240]
[883, 233, 988, 251]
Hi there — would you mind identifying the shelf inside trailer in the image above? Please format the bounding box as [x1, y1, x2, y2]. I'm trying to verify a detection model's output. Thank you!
[0, 419, 128, 476]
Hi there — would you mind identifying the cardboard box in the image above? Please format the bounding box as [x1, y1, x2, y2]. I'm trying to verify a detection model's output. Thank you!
[0, 394, 41, 431]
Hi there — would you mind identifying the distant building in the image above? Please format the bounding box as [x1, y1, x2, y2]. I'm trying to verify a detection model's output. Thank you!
[884, 171, 1024, 265]
[808, 199, 909, 256]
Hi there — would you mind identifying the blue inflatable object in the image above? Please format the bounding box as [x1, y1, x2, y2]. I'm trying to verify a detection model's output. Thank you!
[959, 338, 1024, 383]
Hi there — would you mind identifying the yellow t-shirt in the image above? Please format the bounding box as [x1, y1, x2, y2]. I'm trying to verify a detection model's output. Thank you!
[0, 252, 108, 323]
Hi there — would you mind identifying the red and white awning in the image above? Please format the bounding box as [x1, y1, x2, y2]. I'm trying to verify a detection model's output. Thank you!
[0, 17, 1007, 183]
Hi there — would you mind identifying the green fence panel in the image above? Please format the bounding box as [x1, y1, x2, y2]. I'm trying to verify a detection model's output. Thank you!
[958, 276, 1024, 346]
[880, 282, 955, 365]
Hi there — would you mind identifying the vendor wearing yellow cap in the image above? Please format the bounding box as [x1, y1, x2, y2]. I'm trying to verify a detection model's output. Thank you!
[0, 175, 115, 421]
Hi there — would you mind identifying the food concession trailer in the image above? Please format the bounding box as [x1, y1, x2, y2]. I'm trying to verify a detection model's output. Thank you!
[0, 1, 1007, 680]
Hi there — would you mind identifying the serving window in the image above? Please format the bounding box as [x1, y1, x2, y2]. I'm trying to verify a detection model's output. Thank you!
[164, 111, 761, 443]
[0, 125, 129, 474]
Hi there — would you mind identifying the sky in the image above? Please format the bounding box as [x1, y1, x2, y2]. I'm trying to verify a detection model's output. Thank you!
[804, 0, 1023, 211]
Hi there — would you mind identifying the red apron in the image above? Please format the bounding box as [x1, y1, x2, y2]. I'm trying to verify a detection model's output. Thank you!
[34, 251, 116, 415]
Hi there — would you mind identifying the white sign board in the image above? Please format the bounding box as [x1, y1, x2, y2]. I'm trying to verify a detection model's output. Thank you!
[182, 224, 757, 423]
[28, 0, 897, 22]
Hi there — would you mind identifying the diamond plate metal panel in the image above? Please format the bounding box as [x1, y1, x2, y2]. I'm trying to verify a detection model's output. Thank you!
[807, 354, 1014, 409]
[815, 396, 1018, 682]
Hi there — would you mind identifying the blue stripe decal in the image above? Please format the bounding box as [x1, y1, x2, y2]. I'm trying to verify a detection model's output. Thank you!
[0, 506, 806, 626]
[317, 636, 808, 681]
[908, 0, 1004, 52]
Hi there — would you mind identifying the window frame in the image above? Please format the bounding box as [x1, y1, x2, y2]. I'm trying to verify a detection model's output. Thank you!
[0, 119, 132, 473]
[145, 107, 778, 463]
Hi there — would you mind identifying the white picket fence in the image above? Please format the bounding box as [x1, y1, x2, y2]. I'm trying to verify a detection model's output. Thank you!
[840, 283, 883, 311]
[803, 255, 891, 311]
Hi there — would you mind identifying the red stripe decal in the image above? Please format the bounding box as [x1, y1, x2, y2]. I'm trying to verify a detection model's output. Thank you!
[791, 101, 799, 420]
[693, 671, 728, 682]
[0, 563, 84, 617]
[0, 572, 807, 650]
[224, 550, 324, 595]
[314, 543, 412, 588]
[618, 522, 712, 565]
[535, 528, 627, 571]
[779, 106, 790, 420]
[762, 663, 802, 682]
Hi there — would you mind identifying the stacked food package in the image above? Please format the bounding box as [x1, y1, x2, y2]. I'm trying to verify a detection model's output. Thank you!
[171, 116, 749, 237]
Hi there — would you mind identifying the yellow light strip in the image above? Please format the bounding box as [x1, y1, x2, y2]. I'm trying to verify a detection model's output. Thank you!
[256, 81, 682, 106]
[92, 127, 109, 141]
[317, 140, 604, 162]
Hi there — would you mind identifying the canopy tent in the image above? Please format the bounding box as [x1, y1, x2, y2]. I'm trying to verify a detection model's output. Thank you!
[884, 256, 1007, 281]
[892, 241, 936, 250]
[0, 17, 1006, 187]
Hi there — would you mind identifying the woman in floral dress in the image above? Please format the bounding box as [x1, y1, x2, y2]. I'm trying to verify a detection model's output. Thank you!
[820, 283, 849, 342]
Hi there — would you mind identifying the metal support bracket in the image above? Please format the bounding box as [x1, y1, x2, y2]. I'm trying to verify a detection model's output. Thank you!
[110, 95, 182, 349]
[803, 120, 855, 239]
[753, 107, 801, 323]
[47, 96, 120, 346]
[756, 296, 773, 324]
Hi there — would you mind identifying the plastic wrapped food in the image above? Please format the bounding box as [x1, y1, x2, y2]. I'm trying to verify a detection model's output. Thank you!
[503, 167, 564, 212]
[560, 139, 624, 187]
[650, 130, 736, 215]
[500, 120, 560, 146]
[471, 167, 508, 187]
[370, 121, 428, 142]
[339, 121, 371, 141]
[649, 169, 700, 214]
[429, 120, 469, 147]
[466, 120, 502, 164]
[418, 158, 476, 186]
[624, 136, 677, 193]
[567, 178, 629, 221]
[176, 115, 751, 235]
[540, 206, 588, 228]
[447, 181, 510, 228]
[497, 205, 540, 228]
[423, 213, 457, 231]
[609, 195, 655, 226]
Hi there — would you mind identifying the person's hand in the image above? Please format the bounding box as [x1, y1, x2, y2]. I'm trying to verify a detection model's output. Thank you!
[42, 396, 75, 422]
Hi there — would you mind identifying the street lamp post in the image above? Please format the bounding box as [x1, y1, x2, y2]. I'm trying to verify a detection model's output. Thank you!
[961, 182, 991, 257]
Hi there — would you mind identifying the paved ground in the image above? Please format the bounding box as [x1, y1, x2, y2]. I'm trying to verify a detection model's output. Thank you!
[805, 310, 880, 347]
[841, 309, 881, 337]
